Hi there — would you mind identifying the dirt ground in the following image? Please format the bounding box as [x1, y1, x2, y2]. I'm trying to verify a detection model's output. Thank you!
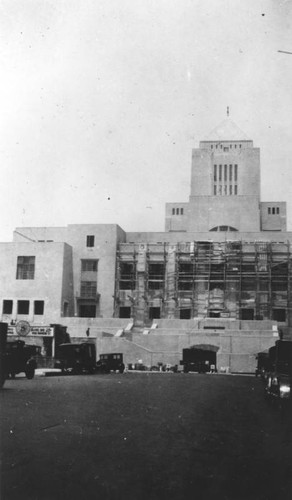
[0, 372, 291, 500]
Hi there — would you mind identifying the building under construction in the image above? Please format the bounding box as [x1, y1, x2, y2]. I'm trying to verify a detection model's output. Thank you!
[1, 116, 291, 372]
[116, 240, 291, 326]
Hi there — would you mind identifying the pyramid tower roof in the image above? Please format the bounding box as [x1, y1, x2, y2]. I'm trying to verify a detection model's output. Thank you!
[204, 118, 250, 141]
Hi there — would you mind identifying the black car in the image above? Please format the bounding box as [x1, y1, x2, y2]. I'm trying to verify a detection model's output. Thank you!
[54, 342, 97, 374]
[96, 353, 125, 373]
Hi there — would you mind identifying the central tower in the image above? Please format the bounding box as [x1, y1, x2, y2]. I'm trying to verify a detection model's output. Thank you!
[187, 118, 261, 232]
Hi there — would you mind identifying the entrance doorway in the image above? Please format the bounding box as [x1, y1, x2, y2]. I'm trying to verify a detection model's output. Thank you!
[149, 307, 160, 320]
[79, 304, 96, 318]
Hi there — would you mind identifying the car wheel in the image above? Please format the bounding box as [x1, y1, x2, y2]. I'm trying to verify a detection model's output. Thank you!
[25, 367, 35, 379]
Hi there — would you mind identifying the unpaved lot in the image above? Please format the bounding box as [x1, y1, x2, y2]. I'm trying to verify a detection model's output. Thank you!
[1, 372, 291, 500]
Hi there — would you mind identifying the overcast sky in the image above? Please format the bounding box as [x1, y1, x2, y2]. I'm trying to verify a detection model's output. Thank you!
[0, 0, 291, 241]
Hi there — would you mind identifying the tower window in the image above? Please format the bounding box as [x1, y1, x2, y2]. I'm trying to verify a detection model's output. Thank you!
[176, 208, 179, 215]
[234, 185, 238, 195]
[224, 165, 227, 181]
[86, 235, 95, 247]
[276, 207, 279, 214]
[172, 208, 175, 215]
[268, 207, 271, 214]
[219, 165, 222, 181]
[180, 208, 184, 215]
[234, 164, 238, 182]
[214, 165, 217, 181]
[272, 207, 275, 215]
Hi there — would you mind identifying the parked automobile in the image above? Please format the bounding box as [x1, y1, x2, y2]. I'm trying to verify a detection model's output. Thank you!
[5, 340, 37, 379]
[0, 322, 8, 388]
[54, 342, 96, 374]
[96, 353, 125, 373]
[264, 340, 292, 406]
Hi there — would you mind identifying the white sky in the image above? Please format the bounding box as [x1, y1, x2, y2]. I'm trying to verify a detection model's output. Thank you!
[0, 0, 291, 241]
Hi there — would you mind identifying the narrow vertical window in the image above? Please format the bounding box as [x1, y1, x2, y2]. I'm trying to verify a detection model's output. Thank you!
[86, 235, 95, 247]
[268, 207, 271, 214]
[219, 185, 222, 195]
[224, 165, 227, 182]
[229, 185, 232, 195]
[229, 165, 232, 182]
[224, 185, 227, 195]
[272, 207, 275, 214]
[214, 185, 217, 195]
[234, 164, 238, 182]
[180, 208, 184, 215]
[176, 208, 179, 215]
[214, 165, 217, 182]
[234, 185, 238, 195]
[172, 208, 175, 215]
[276, 207, 279, 214]
[219, 165, 222, 182]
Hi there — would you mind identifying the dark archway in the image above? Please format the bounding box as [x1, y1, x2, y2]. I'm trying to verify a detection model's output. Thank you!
[182, 344, 219, 373]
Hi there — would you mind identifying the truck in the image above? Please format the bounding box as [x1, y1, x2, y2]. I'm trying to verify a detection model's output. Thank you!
[5, 339, 38, 379]
[180, 347, 216, 373]
[54, 342, 97, 374]
[265, 340, 292, 404]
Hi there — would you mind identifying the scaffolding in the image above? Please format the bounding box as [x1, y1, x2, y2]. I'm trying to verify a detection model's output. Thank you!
[115, 240, 292, 324]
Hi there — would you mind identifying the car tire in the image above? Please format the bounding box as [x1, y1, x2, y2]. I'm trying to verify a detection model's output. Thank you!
[25, 367, 35, 379]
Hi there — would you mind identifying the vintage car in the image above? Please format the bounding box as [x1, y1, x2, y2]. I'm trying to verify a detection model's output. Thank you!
[264, 340, 292, 406]
[5, 340, 37, 379]
[265, 373, 291, 402]
[96, 353, 125, 373]
[54, 342, 97, 374]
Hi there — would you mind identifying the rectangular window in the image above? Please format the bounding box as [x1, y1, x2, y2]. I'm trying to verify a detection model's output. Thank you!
[276, 207, 279, 214]
[119, 262, 136, 290]
[234, 185, 238, 195]
[3, 300, 13, 314]
[214, 185, 217, 195]
[224, 185, 227, 195]
[214, 165, 217, 182]
[17, 300, 29, 314]
[224, 165, 227, 182]
[268, 207, 271, 214]
[148, 263, 165, 290]
[223, 147, 229, 152]
[219, 165, 222, 182]
[172, 208, 175, 215]
[234, 164, 238, 182]
[119, 307, 131, 318]
[81, 260, 98, 272]
[229, 165, 232, 181]
[86, 235, 95, 247]
[16, 256, 35, 280]
[34, 300, 44, 315]
[176, 208, 179, 215]
[229, 185, 232, 195]
[80, 281, 97, 298]
[219, 185, 222, 195]
[180, 208, 184, 215]
[272, 207, 275, 214]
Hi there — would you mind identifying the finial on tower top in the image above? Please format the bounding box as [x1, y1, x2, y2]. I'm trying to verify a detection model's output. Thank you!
[227, 106, 230, 117]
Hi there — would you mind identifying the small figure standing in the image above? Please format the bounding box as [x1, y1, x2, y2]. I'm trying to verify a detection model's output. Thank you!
[86, 328, 90, 337]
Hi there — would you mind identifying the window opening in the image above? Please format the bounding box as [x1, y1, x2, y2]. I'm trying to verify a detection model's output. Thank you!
[17, 300, 30, 315]
[86, 235, 95, 247]
[3, 300, 13, 314]
[16, 256, 35, 280]
[34, 301, 44, 315]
